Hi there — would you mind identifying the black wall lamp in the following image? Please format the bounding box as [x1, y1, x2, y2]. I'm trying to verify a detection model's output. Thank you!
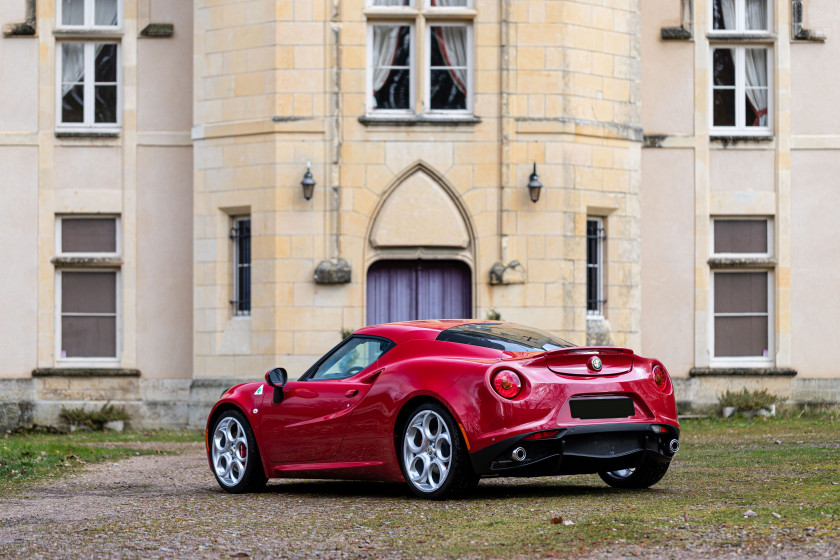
[527, 162, 543, 203]
[301, 161, 316, 200]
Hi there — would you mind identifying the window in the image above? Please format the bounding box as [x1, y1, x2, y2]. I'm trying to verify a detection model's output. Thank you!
[709, 0, 772, 134]
[58, 43, 120, 128]
[586, 218, 606, 317]
[436, 323, 574, 352]
[55, 217, 120, 363]
[711, 0, 770, 34]
[710, 218, 773, 364]
[308, 336, 395, 380]
[57, 0, 120, 29]
[56, 1, 121, 131]
[230, 217, 251, 316]
[367, 1, 474, 116]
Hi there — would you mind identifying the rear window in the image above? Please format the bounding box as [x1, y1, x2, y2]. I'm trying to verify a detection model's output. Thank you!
[436, 323, 575, 352]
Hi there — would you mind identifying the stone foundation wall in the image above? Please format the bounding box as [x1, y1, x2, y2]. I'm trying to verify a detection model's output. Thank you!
[2, 376, 840, 433]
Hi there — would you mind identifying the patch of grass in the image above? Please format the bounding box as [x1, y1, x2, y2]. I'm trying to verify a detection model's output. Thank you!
[0, 429, 202, 489]
[368, 416, 840, 558]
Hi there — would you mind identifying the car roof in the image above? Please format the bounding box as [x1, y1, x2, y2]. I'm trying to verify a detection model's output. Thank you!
[354, 319, 495, 344]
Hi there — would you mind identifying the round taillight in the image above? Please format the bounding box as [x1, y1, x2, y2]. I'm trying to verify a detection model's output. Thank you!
[492, 370, 522, 399]
[652, 365, 668, 392]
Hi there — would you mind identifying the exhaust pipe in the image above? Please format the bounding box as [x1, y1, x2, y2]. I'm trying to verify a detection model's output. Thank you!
[511, 447, 527, 462]
[669, 439, 680, 453]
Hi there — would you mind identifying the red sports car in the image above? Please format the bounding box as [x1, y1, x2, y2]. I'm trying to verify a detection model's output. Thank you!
[206, 320, 680, 499]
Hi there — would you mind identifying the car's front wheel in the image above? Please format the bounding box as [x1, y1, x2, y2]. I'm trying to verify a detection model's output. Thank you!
[399, 403, 478, 499]
[210, 409, 267, 493]
[598, 456, 671, 489]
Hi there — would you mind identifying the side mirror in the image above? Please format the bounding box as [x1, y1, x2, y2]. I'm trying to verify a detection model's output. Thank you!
[265, 367, 288, 404]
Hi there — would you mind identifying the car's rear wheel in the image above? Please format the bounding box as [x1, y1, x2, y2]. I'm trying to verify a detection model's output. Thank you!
[399, 403, 478, 500]
[210, 409, 267, 493]
[598, 456, 671, 489]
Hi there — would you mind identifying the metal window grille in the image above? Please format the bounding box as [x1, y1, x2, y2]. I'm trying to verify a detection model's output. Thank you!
[586, 218, 606, 316]
[230, 218, 251, 316]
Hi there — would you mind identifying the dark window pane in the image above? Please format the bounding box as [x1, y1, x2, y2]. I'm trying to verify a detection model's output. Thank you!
[429, 26, 468, 110]
[371, 0, 410, 5]
[712, 0, 727, 30]
[431, 0, 468, 5]
[95, 0, 119, 26]
[62, 316, 117, 357]
[95, 44, 117, 82]
[62, 85, 85, 123]
[713, 89, 736, 127]
[234, 219, 250, 315]
[714, 272, 768, 314]
[715, 316, 768, 357]
[62, 0, 84, 25]
[372, 26, 411, 110]
[430, 70, 467, 110]
[62, 272, 117, 314]
[95, 85, 118, 123]
[714, 220, 768, 254]
[713, 48, 735, 86]
[373, 69, 411, 110]
[62, 218, 117, 253]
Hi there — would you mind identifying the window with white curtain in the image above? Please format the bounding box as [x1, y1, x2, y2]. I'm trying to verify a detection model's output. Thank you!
[57, 0, 120, 29]
[367, 1, 473, 115]
[709, 0, 772, 134]
[56, 1, 121, 131]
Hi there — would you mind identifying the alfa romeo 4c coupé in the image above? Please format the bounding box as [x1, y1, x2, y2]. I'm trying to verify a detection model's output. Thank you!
[207, 320, 680, 499]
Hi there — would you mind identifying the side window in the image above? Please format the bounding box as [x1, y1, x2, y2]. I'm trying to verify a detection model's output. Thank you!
[310, 337, 394, 380]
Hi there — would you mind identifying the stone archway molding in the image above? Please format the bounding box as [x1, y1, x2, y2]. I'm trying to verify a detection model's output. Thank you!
[368, 161, 475, 250]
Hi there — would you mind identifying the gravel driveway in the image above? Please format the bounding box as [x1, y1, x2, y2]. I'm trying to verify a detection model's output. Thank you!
[0, 443, 836, 560]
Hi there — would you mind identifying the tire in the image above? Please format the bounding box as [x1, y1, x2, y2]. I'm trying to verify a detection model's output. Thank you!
[399, 403, 479, 500]
[210, 409, 267, 493]
[598, 456, 671, 489]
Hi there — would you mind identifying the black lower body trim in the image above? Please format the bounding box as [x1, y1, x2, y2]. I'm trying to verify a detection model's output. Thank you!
[469, 422, 680, 477]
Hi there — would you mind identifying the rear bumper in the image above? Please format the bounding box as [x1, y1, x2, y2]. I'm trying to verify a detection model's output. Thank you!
[469, 422, 680, 477]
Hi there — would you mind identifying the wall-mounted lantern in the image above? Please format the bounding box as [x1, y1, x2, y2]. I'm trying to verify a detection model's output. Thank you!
[527, 162, 543, 203]
[301, 161, 316, 200]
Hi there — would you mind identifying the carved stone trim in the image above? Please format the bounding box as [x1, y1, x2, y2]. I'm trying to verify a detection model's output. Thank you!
[489, 261, 525, 285]
[792, 0, 827, 42]
[314, 258, 352, 284]
[140, 23, 174, 38]
[661, 0, 693, 41]
[3, 0, 36, 37]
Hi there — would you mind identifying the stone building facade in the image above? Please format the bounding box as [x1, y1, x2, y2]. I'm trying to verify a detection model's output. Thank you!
[0, 0, 838, 430]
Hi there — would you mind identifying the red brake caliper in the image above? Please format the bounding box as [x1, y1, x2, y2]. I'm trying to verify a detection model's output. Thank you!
[239, 443, 246, 458]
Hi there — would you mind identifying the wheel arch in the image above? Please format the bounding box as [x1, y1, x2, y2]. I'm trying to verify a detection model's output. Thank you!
[392, 394, 468, 450]
[206, 402, 271, 479]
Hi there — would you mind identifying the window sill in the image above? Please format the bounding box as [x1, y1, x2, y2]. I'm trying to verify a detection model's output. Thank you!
[53, 28, 123, 39]
[710, 135, 774, 148]
[358, 115, 481, 127]
[708, 257, 776, 268]
[33, 367, 138, 377]
[56, 128, 121, 138]
[706, 32, 776, 43]
[52, 256, 123, 268]
[689, 367, 796, 377]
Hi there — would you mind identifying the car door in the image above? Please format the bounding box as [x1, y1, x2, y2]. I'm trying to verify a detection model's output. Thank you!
[259, 379, 375, 463]
[259, 335, 394, 464]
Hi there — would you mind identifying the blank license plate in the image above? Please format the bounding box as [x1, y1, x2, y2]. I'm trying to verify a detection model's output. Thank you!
[570, 398, 635, 420]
